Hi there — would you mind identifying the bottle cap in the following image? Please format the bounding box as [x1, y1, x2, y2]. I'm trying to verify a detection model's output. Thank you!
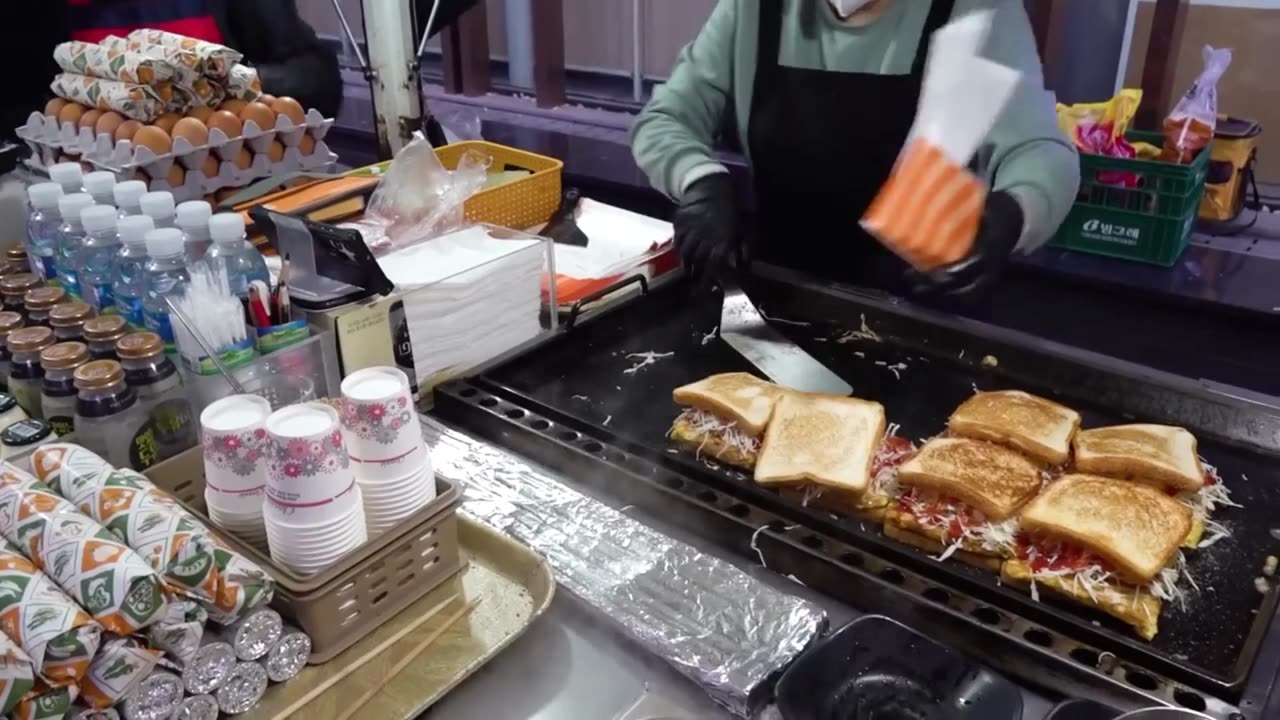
[40, 341, 89, 370]
[48, 162, 83, 188]
[113, 180, 148, 209]
[140, 191, 175, 220]
[74, 359, 125, 390]
[145, 228, 185, 258]
[0, 312, 22, 335]
[176, 201, 212, 231]
[5, 248, 26, 264]
[8, 326, 55, 354]
[83, 315, 128, 343]
[0, 274, 41, 299]
[27, 182, 63, 210]
[118, 215, 156, 247]
[1, 418, 52, 447]
[49, 301, 92, 328]
[80, 205, 118, 234]
[116, 332, 164, 360]
[57, 193, 94, 224]
[23, 286, 66, 312]
[82, 171, 116, 198]
[208, 213, 246, 244]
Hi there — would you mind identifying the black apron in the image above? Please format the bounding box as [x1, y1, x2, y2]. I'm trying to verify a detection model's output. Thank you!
[747, 0, 956, 288]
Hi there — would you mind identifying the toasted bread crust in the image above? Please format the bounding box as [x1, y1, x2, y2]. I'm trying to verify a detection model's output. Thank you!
[947, 390, 1080, 465]
[897, 438, 1043, 521]
[669, 416, 756, 469]
[1002, 559, 1160, 640]
[755, 393, 886, 493]
[1019, 474, 1192, 584]
[672, 373, 782, 435]
[883, 521, 1003, 572]
[1073, 424, 1204, 492]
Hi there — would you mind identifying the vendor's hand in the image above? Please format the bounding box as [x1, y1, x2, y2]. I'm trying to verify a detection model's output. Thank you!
[673, 173, 745, 288]
[909, 190, 1024, 297]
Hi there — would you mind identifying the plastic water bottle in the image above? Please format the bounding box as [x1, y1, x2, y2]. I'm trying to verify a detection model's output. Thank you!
[142, 228, 189, 348]
[48, 163, 83, 195]
[26, 183, 63, 282]
[55, 193, 94, 298]
[113, 180, 147, 218]
[78, 205, 122, 314]
[139, 191, 175, 230]
[82, 172, 116, 207]
[175, 201, 212, 262]
[204, 213, 269, 299]
[113, 216, 153, 328]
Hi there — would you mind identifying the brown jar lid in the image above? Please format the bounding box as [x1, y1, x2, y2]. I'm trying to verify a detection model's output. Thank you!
[0, 312, 23, 335]
[41, 342, 89, 370]
[4, 248, 27, 263]
[0, 274, 41, 298]
[24, 287, 66, 312]
[116, 332, 163, 360]
[8, 326, 55, 354]
[82, 315, 128, 343]
[49, 302, 93, 328]
[74, 359, 125, 391]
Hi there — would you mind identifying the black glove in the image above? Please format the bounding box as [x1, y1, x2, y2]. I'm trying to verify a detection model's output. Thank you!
[672, 173, 745, 288]
[909, 190, 1024, 297]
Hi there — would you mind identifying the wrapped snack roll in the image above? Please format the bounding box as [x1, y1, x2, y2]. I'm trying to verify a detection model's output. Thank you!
[146, 600, 206, 669]
[224, 65, 262, 104]
[0, 540, 102, 686]
[11, 680, 73, 720]
[121, 41, 222, 110]
[77, 636, 160, 709]
[127, 29, 242, 79]
[0, 632, 36, 714]
[49, 74, 169, 123]
[53, 42, 176, 86]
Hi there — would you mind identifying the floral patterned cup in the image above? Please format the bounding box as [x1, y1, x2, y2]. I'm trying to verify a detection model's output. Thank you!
[264, 402, 360, 526]
[200, 395, 272, 515]
[339, 367, 426, 482]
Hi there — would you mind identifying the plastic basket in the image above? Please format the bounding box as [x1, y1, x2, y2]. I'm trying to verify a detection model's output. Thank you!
[1048, 130, 1210, 267]
[436, 141, 563, 230]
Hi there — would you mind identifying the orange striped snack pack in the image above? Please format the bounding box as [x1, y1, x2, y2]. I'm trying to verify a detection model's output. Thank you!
[0, 633, 35, 716]
[0, 541, 102, 688]
[860, 11, 1021, 271]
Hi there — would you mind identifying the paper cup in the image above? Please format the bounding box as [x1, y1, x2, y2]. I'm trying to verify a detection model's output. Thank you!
[351, 442, 427, 483]
[201, 396, 272, 502]
[205, 484, 265, 515]
[265, 403, 358, 525]
[340, 367, 422, 466]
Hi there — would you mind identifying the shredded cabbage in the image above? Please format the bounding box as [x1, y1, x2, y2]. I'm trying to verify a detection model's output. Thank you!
[669, 408, 760, 460]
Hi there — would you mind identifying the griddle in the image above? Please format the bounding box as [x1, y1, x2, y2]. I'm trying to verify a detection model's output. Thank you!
[433, 267, 1280, 717]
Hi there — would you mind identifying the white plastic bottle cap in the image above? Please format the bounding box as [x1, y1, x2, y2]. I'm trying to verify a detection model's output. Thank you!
[82, 171, 116, 197]
[145, 228, 185, 258]
[57, 193, 94, 225]
[80, 205, 119, 234]
[118, 215, 155, 247]
[48, 162, 83, 188]
[113, 180, 147, 209]
[175, 200, 212, 230]
[27, 183, 63, 210]
[208, 213, 246, 243]
[140, 191, 175, 220]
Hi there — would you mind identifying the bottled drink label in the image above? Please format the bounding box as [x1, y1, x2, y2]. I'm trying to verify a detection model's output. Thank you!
[116, 297, 145, 328]
[33, 256, 56, 283]
[85, 283, 115, 313]
[143, 309, 175, 345]
[57, 269, 81, 299]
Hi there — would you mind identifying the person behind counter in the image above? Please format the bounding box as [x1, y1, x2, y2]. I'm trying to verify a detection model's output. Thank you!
[631, 0, 1080, 295]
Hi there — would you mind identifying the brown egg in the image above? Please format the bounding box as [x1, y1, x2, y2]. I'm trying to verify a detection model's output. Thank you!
[270, 96, 305, 125]
[45, 98, 67, 119]
[238, 102, 275, 132]
[153, 113, 181, 133]
[265, 141, 285, 163]
[78, 110, 103, 130]
[298, 134, 316, 156]
[202, 193, 219, 206]
[57, 103, 85, 127]
[171, 117, 209, 146]
[234, 148, 252, 170]
[206, 110, 242, 138]
[258, 94, 277, 106]
[114, 120, 142, 142]
[166, 165, 185, 187]
[219, 99, 247, 116]
[132, 125, 172, 155]
[187, 106, 214, 123]
[202, 155, 220, 178]
[94, 112, 124, 137]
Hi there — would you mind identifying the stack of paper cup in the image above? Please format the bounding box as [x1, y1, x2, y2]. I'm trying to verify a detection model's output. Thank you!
[340, 367, 436, 536]
[200, 395, 272, 549]
[263, 402, 367, 574]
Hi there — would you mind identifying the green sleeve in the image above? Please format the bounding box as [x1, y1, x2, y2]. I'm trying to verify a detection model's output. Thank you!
[631, 0, 738, 200]
[966, 0, 1081, 251]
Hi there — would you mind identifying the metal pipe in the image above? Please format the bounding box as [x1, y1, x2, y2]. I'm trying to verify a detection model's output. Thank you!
[416, 0, 447, 59]
[329, 0, 370, 73]
[631, 0, 644, 102]
[363, 0, 423, 156]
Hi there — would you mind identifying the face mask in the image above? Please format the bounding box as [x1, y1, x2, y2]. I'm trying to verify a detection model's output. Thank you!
[828, 0, 875, 17]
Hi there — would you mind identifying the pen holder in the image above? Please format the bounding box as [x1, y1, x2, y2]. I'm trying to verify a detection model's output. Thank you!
[182, 336, 259, 376]
[255, 317, 310, 355]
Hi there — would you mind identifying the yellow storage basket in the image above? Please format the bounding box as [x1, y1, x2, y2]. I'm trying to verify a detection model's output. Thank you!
[435, 141, 564, 230]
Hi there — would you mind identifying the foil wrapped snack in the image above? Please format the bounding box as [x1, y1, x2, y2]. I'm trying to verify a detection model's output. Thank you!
[11, 681, 75, 720]
[146, 600, 206, 669]
[0, 632, 36, 714]
[0, 470, 168, 636]
[224, 65, 262, 104]
[214, 661, 266, 715]
[171, 694, 217, 720]
[216, 607, 280, 661]
[49, 74, 170, 123]
[119, 669, 182, 720]
[0, 540, 102, 687]
[264, 626, 310, 682]
[424, 418, 826, 718]
[181, 639, 235, 695]
[53, 42, 176, 86]
[78, 636, 160, 709]
[65, 702, 120, 720]
[127, 29, 242, 79]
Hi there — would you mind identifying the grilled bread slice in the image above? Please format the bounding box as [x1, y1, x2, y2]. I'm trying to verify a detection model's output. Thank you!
[947, 390, 1080, 465]
[883, 520, 1003, 572]
[755, 393, 886, 494]
[668, 414, 758, 469]
[1072, 424, 1204, 493]
[1018, 474, 1191, 584]
[1001, 559, 1162, 640]
[896, 438, 1043, 521]
[672, 373, 783, 435]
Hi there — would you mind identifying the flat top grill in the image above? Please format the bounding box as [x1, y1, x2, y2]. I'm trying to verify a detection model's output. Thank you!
[454, 272, 1280, 701]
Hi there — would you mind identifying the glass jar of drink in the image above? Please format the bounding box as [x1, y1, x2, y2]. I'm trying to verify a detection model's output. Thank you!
[82, 315, 128, 361]
[74, 360, 150, 469]
[0, 312, 23, 392]
[40, 342, 88, 438]
[23, 287, 66, 328]
[0, 274, 41, 317]
[7, 326, 55, 417]
[49, 301, 93, 343]
[117, 331, 196, 464]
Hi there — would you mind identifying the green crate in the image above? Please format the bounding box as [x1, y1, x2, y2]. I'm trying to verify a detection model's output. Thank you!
[1048, 130, 1210, 266]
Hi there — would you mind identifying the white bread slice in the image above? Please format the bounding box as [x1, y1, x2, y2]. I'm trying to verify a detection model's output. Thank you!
[947, 390, 1080, 465]
[754, 393, 886, 493]
[897, 437, 1043, 521]
[1073, 424, 1204, 492]
[1018, 474, 1191, 584]
[672, 373, 783, 436]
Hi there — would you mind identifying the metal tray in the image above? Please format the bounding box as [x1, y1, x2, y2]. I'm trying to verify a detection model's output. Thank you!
[244, 515, 555, 719]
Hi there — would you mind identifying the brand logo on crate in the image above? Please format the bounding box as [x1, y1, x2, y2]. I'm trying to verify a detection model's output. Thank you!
[1082, 219, 1141, 245]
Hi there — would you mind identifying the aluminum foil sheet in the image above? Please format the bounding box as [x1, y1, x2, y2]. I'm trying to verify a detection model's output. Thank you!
[423, 417, 826, 717]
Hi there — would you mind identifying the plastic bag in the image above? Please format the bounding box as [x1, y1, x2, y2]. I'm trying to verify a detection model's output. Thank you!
[1162, 46, 1232, 164]
[1057, 90, 1143, 187]
[362, 132, 491, 254]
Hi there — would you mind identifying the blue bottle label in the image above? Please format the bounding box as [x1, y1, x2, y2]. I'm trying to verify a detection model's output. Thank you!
[117, 296, 144, 328]
[57, 269, 81, 299]
[85, 283, 115, 313]
[36, 256, 56, 284]
[144, 309, 175, 346]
